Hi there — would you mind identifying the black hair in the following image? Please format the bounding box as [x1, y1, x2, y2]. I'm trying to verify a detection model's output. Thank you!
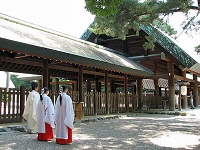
[31, 82, 39, 91]
[59, 94, 62, 106]
[59, 85, 68, 106]
[40, 87, 49, 101]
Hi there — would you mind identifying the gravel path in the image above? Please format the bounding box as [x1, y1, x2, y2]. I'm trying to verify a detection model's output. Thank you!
[1, 114, 200, 150]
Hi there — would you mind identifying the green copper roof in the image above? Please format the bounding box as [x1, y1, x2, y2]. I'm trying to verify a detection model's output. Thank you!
[81, 24, 197, 69]
[141, 25, 197, 68]
[0, 14, 153, 76]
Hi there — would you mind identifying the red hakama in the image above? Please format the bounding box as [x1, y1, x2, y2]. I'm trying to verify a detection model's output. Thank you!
[56, 127, 72, 144]
[38, 123, 54, 141]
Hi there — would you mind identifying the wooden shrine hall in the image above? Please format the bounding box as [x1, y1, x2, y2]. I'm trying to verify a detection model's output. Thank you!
[81, 23, 200, 111]
[0, 13, 200, 124]
[0, 14, 154, 122]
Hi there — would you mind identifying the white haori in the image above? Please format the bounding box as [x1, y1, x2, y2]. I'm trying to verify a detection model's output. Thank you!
[54, 93, 74, 139]
[37, 94, 55, 133]
[23, 90, 40, 133]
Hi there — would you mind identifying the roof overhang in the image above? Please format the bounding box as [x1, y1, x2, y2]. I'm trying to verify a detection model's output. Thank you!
[0, 14, 153, 77]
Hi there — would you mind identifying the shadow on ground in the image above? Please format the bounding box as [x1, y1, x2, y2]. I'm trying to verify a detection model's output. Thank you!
[0, 115, 200, 150]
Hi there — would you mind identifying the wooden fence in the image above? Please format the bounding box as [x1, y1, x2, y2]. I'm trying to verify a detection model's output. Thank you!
[0, 87, 29, 123]
[0, 87, 169, 123]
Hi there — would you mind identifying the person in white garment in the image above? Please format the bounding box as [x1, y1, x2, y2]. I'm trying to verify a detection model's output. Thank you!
[54, 85, 74, 144]
[23, 82, 40, 134]
[37, 87, 55, 141]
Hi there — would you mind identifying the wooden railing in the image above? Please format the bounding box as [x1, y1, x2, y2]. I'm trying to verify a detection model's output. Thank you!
[143, 95, 169, 110]
[0, 87, 168, 123]
[50, 91, 139, 116]
[0, 88, 29, 123]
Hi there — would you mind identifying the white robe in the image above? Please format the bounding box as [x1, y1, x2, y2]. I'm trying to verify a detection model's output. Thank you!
[23, 90, 40, 133]
[37, 94, 55, 133]
[54, 93, 74, 139]
[174, 94, 179, 106]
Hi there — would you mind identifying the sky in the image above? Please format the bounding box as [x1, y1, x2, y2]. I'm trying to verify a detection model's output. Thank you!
[1, 0, 94, 37]
[0, 0, 199, 63]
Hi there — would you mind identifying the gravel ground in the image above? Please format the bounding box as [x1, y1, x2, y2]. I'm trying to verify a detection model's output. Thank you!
[1, 114, 200, 150]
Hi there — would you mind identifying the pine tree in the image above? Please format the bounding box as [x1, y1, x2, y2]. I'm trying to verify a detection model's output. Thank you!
[85, 0, 200, 51]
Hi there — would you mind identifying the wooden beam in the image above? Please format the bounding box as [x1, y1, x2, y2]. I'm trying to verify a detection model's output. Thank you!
[14, 54, 29, 59]
[174, 75, 196, 83]
[49, 64, 78, 72]
[49, 61, 65, 65]
[0, 55, 43, 67]
[0, 67, 42, 75]
[108, 74, 125, 79]
[144, 74, 168, 79]
[185, 68, 200, 77]
[128, 53, 165, 62]
[83, 70, 104, 76]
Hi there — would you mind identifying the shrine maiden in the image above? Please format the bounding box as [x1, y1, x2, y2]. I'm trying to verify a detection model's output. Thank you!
[23, 82, 40, 134]
[37, 87, 55, 141]
[54, 85, 74, 144]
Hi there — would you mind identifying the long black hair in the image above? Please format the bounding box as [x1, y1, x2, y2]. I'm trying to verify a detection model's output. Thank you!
[40, 87, 49, 102]
[31, 82, 38, 91]
[59, 85, 68, 106]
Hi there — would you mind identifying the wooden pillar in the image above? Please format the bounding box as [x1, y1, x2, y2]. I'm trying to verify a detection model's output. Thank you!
[87, 80, 91, 92]
[193, 74, 199, 107]
[154, 79, 159, 107]
[183, 70, 186, 80]
[75, 80, 78, 91]
[168, 61, 175, 111]
[54, 78, 59, 102]
[182, 95, 187, 109]
[6, 72, 10, 91]
[182, 71, 187, 109]
[95, 78, 101, 92]
[98, 82, 101, 92]
[95, 78, 98, 92]
[132, 85, 135, 112]
[72, 82, 77, 91]
[110, 80, 116, 93]
[20, 86, 25, 122]
[137, 77, 143, 110]
[124, 74, 129, 112]
[105, 70, 109, 114]
[49, 78, 53, 94]
[55, 78, 59, 93]
[43, 59, 50, 88]
[38, 79, 42, 93]
[78, 65, 83, 102]
[199, 87, 200, 106]
[164, 88, 167, 97]
[94, 90, 98, 116]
